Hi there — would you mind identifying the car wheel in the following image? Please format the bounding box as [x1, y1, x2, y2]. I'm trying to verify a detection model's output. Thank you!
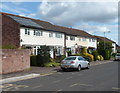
[87, 63, 90, 69]
[77, 65, 81, 71]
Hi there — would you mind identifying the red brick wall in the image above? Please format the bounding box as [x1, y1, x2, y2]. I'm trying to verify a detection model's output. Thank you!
[0, 49, 30, 74]
[1, 14, 20, 48]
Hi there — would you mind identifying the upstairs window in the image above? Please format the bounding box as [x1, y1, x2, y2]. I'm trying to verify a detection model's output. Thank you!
[70, 36, 75, 41]
[25, 28, 30, 35]
[49, 32, 53, 37]
[55, 33, 62, 38]
[82, 38, 87, 41]
[79, 38, 82, 41]
[34, 30, 43, 36]
[89, 38, 92, 42]
[92, 39, 95, 42]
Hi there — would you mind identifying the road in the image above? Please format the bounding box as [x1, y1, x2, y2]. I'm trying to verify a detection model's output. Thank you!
[1, 61, 119, 92]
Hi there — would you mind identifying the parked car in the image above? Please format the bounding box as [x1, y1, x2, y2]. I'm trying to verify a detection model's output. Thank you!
[114, 53, 120, 61]
[60, 56, 90, 71]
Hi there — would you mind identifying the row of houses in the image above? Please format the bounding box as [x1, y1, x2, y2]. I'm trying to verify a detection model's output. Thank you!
[1, 12, 117, 58]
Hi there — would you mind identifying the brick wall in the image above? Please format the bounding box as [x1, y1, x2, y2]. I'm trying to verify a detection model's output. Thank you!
[0, 49, 30, 74]
[1, 14, 20, 48]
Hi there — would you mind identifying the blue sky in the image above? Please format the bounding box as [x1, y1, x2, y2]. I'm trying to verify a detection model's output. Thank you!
[0, 1, 118, 45]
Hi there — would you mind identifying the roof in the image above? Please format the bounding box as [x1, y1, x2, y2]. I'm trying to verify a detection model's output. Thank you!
[94, 35, 116, 43]
[7, 15, 43, 28]
[33, 20, 94, 38]
[1, 12, 95, 38]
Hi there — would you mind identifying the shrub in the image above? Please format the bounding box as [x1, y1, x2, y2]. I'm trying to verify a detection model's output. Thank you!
[37, 45, 50, 67]
[71, 54, 82, 56]
[0, 45, 16, 49]
[97, 55, 101, 61]
[30, 55, 37, 66]
[83, 53, 94, 61]
[67, 51, 72, 56]
[83, 56, 92, 62]
[99, 55, 104, 61]
[82, 48, 87, 54]
[44, 62, 60, 67]
[92, 50, 99, 61]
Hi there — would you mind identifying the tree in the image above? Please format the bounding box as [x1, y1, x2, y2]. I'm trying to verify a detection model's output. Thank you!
[37, 45, 50, 66]
[97, 41, 113, 60]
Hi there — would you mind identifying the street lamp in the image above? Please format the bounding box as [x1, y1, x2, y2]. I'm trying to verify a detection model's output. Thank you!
[103, 31, 110, 50]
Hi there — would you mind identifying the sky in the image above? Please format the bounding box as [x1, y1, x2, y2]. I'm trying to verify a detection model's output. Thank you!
[0, 0, 119, 45]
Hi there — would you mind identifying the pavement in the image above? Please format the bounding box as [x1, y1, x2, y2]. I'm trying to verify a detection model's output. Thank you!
[0, 60, 114, 84]
[1, 61, 119, 91]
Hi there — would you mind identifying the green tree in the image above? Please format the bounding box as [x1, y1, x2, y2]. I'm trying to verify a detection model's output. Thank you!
[37, 45, 50, 66]
[97, 41, 113, 60]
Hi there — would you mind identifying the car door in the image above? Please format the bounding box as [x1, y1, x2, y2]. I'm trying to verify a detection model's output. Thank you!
[82, 57, 88, 67]
[78, 57, 85, 67]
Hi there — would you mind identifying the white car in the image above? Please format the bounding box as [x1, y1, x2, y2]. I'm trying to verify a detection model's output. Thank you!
[60, 56, 90, 71]
[115, 53, 120, 61]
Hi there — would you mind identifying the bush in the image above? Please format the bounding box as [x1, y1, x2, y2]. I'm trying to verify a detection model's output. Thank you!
[0, 45, 16, 49]
[71, 54, 82, 56]
[83, 56, 92, 62]
[92, 50, 99, 61]
[67, 51, 72, 56]
[82, 48, 87, 54]
[44, 62, 60, 67]
[97, 55, 101, 61]
[30, 55, 37, 66]
[99, 55, 104, 61]
[83, 53, 94, 61]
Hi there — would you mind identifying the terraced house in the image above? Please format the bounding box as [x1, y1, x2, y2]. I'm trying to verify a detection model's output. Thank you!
[1, 12, 97, 58]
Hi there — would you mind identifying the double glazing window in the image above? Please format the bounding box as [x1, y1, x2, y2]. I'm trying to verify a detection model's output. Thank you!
[70, 36, 75, 41]
[55, 33, 62, 38]
[25, 28, 30, 35]
[34, 30, 43, 36]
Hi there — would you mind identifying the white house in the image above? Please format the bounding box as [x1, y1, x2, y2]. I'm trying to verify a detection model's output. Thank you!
[2, 12, 97, 58]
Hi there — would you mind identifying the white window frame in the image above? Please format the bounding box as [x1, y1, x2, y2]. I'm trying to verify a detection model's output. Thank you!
[49, 32, 53, 37]
[25, 28, 30, 35]
[55, 33, 62, 38]
[70, 36, 75, 41]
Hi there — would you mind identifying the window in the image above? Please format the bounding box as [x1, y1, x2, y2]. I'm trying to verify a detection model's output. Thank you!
[92, 39, 95, 42]
[33, 30, 43, 36]
[78, 57, 85, 61]
[49, 32, 53, 37]
[55, 33, 62, 38]
[79, 38, 82, 41]
[82, 38, 86, 41]
[70, 36, 75, 41]
[25, 28, 30, 35]
[89, 38, 92, 42]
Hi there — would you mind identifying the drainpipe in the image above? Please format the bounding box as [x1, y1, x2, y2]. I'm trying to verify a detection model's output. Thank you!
[64, 34, 66, 56]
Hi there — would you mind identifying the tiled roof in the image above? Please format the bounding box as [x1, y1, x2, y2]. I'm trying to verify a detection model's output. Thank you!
[1, 12, 95, 38]
[94, 35, 116, 43]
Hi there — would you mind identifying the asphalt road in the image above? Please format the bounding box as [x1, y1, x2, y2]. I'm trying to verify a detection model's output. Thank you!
[2, 61, 119, 92]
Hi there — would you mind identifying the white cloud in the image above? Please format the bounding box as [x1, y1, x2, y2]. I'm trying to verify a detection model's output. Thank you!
[38, 2, 118, 27]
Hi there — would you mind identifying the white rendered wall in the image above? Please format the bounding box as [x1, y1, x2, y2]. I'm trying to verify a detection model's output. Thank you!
[20, 27, 64, 47]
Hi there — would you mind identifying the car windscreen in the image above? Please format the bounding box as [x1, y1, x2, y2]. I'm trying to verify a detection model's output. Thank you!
[64, 57, 76, 60]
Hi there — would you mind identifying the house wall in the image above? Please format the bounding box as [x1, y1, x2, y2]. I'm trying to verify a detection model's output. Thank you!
[2, 14, 20, 48]
[87, 38, 97, 48]
[20, 27, 65, 47]
[112, 43, 116, 53]
[76, 36, 88, 47]
[0, 49, 30, 74]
